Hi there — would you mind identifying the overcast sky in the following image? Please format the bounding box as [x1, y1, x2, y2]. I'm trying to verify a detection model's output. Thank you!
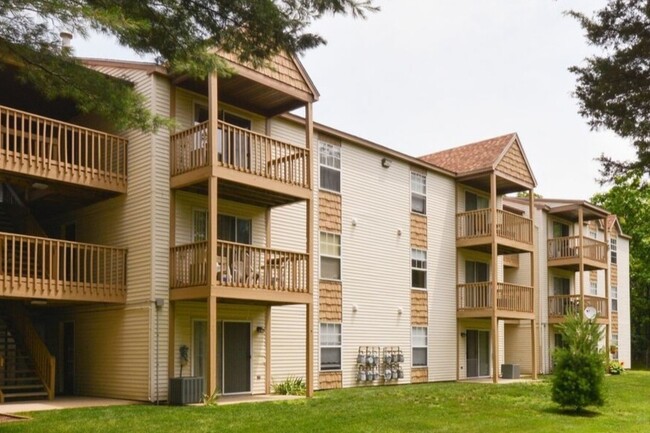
[72, 0, 635, 200]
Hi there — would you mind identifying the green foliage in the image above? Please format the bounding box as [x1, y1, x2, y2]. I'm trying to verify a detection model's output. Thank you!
[202, 388, 220, 406]
[0, 1, 378, 131]
[552, 312, 606, 411]
[592, 172, 650, 367]
[272, 376, 306, 396]
[609, 360, 624, 375]
[567, 1, 650, 180]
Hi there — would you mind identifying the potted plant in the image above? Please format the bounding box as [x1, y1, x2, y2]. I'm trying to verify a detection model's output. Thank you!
[169, 344, 204, 405]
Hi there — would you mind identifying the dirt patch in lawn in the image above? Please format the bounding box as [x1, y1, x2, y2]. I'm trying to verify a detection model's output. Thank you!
[0, 413, 30, 423]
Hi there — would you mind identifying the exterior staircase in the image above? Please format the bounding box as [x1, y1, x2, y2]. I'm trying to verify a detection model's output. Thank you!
[0, 304, 54, 403]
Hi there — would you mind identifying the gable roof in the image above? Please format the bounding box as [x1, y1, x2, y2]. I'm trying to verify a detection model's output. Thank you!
[419, 132, 537, 189]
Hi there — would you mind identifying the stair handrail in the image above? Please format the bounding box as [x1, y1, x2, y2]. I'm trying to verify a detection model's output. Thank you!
[5, 304, 55, 400]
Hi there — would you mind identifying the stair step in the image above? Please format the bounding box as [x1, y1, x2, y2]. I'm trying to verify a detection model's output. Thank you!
[1, 384, 45, 391]
[3, 391, 48, 400]
[0, 377, 42, 384]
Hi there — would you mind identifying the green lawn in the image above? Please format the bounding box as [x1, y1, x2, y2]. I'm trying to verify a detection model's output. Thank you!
[4, 371, 650, 433]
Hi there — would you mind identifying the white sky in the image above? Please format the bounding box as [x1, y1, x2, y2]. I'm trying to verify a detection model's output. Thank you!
[71, 0, 635, 200]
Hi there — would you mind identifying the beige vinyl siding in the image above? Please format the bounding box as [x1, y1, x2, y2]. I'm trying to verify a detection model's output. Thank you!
[504, 322, 533, 374]
[269, 117, 307, 148]
[617, 237, 631, 366]
[174, 301, 268, 395]
[338, 143, 412, 388]
[270, 305, 307, 383]
[426, 174, 457, 382]
[270, 202, 307, 252]
[64, 305, 151, 400]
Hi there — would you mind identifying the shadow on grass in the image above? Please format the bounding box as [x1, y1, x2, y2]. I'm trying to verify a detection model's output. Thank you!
[541, 407, 601, 418]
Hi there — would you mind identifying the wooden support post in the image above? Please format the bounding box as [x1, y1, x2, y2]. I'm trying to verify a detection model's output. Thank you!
[529, 189, 537, 379]
[208, 176, 218, 287]
[578, 207, 585, 313]
[306, 302, 314, 397]
[265, 306, 272, 394]
[208, 72, 219, 171]
[604, 216, 611, 357]
[207, 295, 218, 394]
[168, 300, 176, 379]
[490, 173, 499, 383]
[455, 184, 460, 381]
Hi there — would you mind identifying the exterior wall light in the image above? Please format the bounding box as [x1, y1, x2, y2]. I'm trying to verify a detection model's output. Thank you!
[381, 158, 392, 168]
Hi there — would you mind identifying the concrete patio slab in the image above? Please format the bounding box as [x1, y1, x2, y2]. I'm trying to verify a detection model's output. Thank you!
[0, 396, 141, 414]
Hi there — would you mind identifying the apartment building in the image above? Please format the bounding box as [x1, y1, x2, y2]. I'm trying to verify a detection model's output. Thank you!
[0, 51, 630, 403]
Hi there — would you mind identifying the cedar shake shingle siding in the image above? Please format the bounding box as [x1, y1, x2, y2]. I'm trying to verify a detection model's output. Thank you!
[319, 191, 342, 232]
[411, 290, 428, 326]
[411, 367, 428, 383]
[319, 281, 342, 322]
[410, 214, 427, 249]
[495, 143, 535, 186]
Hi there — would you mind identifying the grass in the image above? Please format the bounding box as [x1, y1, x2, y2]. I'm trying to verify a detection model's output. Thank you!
[4, 371, 650, 433]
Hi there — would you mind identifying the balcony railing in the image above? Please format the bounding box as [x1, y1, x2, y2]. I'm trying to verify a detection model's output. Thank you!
[0, 105, 128, 192]
[548, 295, 608, 320]
[456, 209, 533, 245]
[0, 232, 127, 302]
[170, 120, 309, 188]
[457, 282, 534, 314]
[170, 240, 308, 294]
[547, 236, 608, 264]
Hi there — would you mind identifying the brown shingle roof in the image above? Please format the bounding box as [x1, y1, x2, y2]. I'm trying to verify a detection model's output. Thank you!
[419, 133, 517, 175]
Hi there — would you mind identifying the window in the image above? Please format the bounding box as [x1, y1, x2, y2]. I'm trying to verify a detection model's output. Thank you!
[610, 238, 617, 264]
[552, 221, 570, 238]
[589, 228, 598, 239]
[412, 327, 428, 367]
[411, 172, 426, 214]
[217, 214, 252, 244]
[553, 277, 570, 295]
[611, 286, 618, 312]
[320, 323, 341, 371]
[589, 281, 598, 296]
[554, 333, 565, 349]
[192, 209, 208, 242]
[319, 141, 341, 192]
[466, 261, 489, 283]
[411, 249, 427, 289]
[465, 191, 489, 211]
[320, 232, 341, 280]
[611, 333, 619, 360]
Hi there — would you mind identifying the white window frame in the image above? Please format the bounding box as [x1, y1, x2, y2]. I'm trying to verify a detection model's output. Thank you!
[589, 280, 598, 296]
[320, 232, 341, 280]
[320, 323, 342, 371]
[412, 326, 428, 367]
[610, 238, 617, 264]
[411, 248, 427, 289]
[611, 286, 618, 312]
[411, 172, 426, 214]
[319, 141, 341, 193]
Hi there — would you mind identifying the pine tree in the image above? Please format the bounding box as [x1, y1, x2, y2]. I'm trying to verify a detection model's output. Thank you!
[552, 312, 606, 412]
[0, 1, 378, 130]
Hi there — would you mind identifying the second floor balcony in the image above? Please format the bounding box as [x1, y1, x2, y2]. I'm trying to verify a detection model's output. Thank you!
[170, 240, 309, 304]
[170, 120, 310, 199]
[457, 281, 534, 319]
[547, 236, 608, 271]
[456, 208, 534, 254]
[0, 232, 127, 303]
[0, 105, 128, 194]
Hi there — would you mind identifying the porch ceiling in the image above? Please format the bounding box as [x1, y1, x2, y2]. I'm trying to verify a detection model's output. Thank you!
[176, 74, 306, 117]
[182, 179, 304, 208]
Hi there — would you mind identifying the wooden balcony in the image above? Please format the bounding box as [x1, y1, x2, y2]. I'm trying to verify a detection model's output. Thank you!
[457, 282, 534, 319]
[548, 295, 609, 324]
[456, 209, 534, 254]
[0, 105, 127, 193]
[0, 232, 127, 303]
[170, 120, 310, 200]
[547, 236, 608, 271]
[169, 240, 310, 304]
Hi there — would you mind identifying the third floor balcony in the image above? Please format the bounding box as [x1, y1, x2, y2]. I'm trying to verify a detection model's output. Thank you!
[170, 120, 310, 201]
[456, 208, 534, 254]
